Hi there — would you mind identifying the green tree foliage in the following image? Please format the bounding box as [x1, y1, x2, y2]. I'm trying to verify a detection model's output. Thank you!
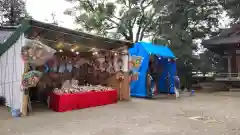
[64, 0, 175, 42]
[218, 0, 240, 22]
[0, 0, 29, 26]
[153, 0, 223, 86]
[154, 0, 222, 55]
[194, 50, 223, 76]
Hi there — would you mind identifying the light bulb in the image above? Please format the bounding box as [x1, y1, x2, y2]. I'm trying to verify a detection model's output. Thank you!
[59, 49, 63, 52]
[76, 52, 79, 55]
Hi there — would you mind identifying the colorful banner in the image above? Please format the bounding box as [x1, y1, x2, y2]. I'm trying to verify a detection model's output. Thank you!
[22, 70, 42, 88]
[131, 56, 143, 71]
[129, 56, 142, 81]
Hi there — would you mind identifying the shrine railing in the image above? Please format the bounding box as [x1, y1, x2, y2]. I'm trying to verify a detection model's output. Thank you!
[215, 73, 240, 81]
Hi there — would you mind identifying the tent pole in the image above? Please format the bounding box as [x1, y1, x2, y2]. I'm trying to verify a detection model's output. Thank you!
[21, 64, 29, 116]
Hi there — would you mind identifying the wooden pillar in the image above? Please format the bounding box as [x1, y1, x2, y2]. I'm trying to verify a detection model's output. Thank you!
[231, 48, 237, 73]
[21, 64, 29, 116]
[120, 72, 130, 100]
[228, 56, 232, 75]
[121, 48, 130, 100]
[236, 55, 240, 76]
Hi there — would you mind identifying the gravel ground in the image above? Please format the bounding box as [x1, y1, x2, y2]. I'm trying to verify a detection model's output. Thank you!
[1, 92, 240, 135]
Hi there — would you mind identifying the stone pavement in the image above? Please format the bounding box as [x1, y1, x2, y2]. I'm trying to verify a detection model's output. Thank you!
[1, 92, 240, 135]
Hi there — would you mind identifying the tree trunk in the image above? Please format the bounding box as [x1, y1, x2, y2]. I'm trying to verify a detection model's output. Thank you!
[10, 0, 16, 25]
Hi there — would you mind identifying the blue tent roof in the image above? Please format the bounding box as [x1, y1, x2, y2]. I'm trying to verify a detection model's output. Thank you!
[134, 42, 175, 58]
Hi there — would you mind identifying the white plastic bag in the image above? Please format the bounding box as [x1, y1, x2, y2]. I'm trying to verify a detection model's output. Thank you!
[175, 87, 180, 99]
[21, 39, 56, 66]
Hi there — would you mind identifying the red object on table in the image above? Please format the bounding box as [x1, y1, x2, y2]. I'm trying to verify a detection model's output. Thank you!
[49, 90, 118, 112]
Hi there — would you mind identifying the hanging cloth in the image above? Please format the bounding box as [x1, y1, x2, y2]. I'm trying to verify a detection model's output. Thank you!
[66, 62, 73, 72]
[58, 63, 66, 73]
[52, 64, 58, 72]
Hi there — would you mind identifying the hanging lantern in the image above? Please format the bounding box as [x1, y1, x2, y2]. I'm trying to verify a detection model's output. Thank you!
[116, 71, 124, 81]
[94, 60, 100, 69]
[110, 53, 115, 72]
[103, 60, 109, 71]
[117, 58, 123, 70]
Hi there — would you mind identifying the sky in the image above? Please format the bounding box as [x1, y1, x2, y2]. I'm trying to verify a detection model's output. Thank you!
[25, 0, 77, 29]
[26, 0, 231, 29]
[25, 0, 231, 49]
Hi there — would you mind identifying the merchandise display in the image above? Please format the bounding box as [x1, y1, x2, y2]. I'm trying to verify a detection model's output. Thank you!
[53, 84, 114, 94]
[19, 39, 127, 114]
[22, 70, 42, 88]
[21, 39, 56, 66]
[21, 39, 55, 89]
[49, 90, 118, 112]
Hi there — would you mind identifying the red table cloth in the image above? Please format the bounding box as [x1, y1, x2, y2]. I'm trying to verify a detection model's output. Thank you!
[49, 90, 118, 112]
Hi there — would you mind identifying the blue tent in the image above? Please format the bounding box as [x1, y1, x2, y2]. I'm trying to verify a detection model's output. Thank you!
[129, 42, 176, 97]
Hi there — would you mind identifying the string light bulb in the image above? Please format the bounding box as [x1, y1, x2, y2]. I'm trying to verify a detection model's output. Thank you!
[71, 48, 74, 52]
[59, 49, 63, 52]
[92, 51, 98, 55]
[76, 52, 79, 55]
[90, 48, 96, 52]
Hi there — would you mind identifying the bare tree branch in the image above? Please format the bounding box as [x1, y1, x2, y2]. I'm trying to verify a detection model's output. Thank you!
[105, 17, 119, 26]
[85, 0, 95, 11]
[139, 11, 156, 40]
[135, 17, 143, 42]
[140, 0, 152, 11]
[113, 15, 121, 20]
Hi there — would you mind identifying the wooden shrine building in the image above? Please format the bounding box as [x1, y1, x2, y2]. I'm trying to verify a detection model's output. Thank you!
[202, 23, 240, 90]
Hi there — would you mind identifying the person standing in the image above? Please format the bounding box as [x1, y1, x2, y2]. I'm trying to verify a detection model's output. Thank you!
[174, 75, 180, 99]
[148, 56, 156, 97]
